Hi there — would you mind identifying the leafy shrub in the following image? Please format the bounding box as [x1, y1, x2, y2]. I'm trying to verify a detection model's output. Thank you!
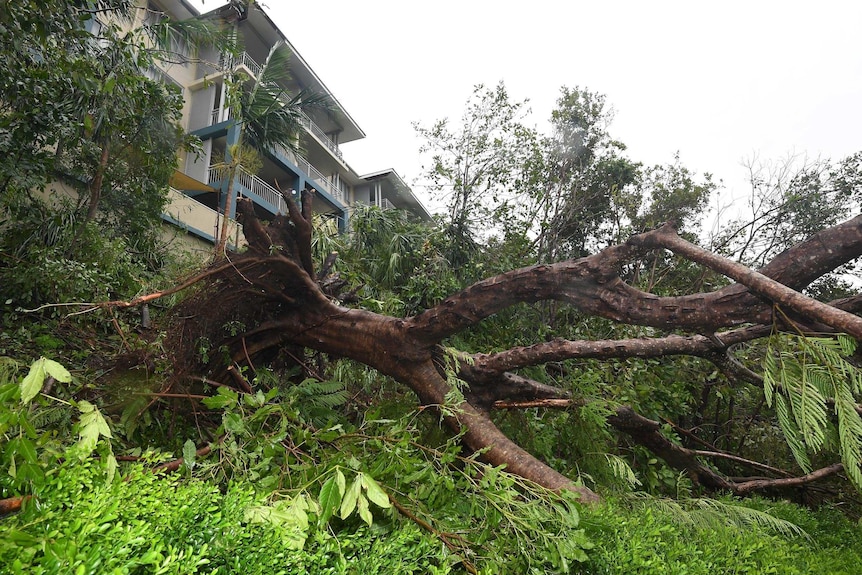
[576, 497, 862, 575]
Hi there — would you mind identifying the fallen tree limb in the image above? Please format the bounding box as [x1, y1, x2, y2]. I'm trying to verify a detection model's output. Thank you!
[157, 196, 862, 502]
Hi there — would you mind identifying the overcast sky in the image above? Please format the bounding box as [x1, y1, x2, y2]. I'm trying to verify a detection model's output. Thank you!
[192, 1, 862, 217]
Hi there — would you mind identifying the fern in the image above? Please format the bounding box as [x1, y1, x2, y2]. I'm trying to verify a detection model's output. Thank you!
[762, 333, 862, 489]
[629, 493, 809, 539]
[290, 377, 349, 409]
[604, 453, 641, 488]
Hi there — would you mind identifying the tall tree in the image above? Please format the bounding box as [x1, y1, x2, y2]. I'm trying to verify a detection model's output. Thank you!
[415, 82, 540, 275]
[534, 87, 640, 261]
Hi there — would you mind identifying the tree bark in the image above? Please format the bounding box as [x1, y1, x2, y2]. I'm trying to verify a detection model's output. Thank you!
[163, 201, 862, 501]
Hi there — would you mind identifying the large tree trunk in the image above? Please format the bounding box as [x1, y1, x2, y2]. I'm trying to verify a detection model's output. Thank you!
[159, 192, 862, 501]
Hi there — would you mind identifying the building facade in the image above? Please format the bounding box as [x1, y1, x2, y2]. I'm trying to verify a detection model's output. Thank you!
[141, 0, 430, 251]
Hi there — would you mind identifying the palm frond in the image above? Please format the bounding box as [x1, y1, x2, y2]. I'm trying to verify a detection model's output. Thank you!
[231, 42, 333, 155]
[762, 333, 862, 489]
[629, 493, 810, 539]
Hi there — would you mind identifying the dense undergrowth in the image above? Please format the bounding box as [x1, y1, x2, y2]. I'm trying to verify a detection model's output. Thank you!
[2, 352, 861, 574]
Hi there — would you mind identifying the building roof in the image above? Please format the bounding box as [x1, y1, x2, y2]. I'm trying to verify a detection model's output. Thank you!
[198, 2, 365, 144]
[361, 169, 433, 221]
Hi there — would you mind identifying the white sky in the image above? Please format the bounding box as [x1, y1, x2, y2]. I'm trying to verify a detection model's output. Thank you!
[193, 1, 862, 216]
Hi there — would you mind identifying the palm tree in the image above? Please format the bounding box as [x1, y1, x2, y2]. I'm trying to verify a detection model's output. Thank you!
[213, 40, 327, 258]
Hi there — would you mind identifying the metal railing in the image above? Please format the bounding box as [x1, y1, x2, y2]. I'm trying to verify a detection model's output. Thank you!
[219, 51, 262, 78]
[237, 52, 262, 77]
[208, 165, 289, 214]
[297, 110, 343, 160]
[380, 198, 395, 210]
[272, 144, 344, 204]
[204, 75, 343, 163]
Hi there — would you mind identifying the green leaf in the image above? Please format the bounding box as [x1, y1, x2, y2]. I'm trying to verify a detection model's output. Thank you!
[223, 412, 245, 434]
[356, 493, 372, 526]
[16, 437, 38, 464]
[75, 401, 113, 454]
[318, 476, 342, 524]
[335, 468, 346, 494]
[19, 358, 46, 404]
[42, 358, 71, 383]
[339, 475, 361, 519]
[104, 451, 118, 484]
[182, 439, 197, 472]
[202, 387, 238, 409]
[361, 473, 391, 509]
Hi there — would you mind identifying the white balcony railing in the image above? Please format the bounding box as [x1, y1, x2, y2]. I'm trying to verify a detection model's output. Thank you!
[380, 198, 395, 210]
[219, 51, 262, 78]
[272, 144, 345, 204]
[208, 165, 289, 215]
[205, 81, 343, 163]
[297, 110, 343, 160]
[145, 66, 182, 91]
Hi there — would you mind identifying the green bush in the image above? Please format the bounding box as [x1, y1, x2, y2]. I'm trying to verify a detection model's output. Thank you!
[0, 457, 457, 575]
[576, 497, 862, 575]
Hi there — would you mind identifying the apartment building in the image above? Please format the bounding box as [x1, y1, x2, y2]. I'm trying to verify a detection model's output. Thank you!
[143, 0, 430, 251]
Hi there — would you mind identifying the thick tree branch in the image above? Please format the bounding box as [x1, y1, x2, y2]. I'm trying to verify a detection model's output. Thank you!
[464, 325, 773, 378]
[408, 217, 862, 344]
[635, 223, 862, 339]
[733, 464, 845, 494]
[164, 203, 862, 502]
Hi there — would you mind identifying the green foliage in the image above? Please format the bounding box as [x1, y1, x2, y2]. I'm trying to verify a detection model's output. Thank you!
[714, 153, 862, 269]
[626, 493, 808, 538]
[347, 205, 435, 291]
[762, 333, 862, 488]
[0, 0, 222, 325]
[0, 356, 120, 495]
[1, 455, 458, 574]
[0, 201, 147, 308]
[537, 86, 641, 259]
[577, 496, 862, 575]
[191, 377, 594, 573]
[415, 82, 540, 275]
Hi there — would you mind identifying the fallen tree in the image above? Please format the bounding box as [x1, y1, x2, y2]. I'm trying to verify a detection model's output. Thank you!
[156, 191, 862, 503]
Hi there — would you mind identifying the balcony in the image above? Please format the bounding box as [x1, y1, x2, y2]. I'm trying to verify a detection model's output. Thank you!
[297, 110, 343, 161]
[164, 187, 245, 247]
[211, 106, 225, 126]
[272, 144, 346, 204]
[206, 92, 343, 162]
[208, 165, 290, 215]
[145, 66, 182, 91]
[219, 51, 262, 79]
